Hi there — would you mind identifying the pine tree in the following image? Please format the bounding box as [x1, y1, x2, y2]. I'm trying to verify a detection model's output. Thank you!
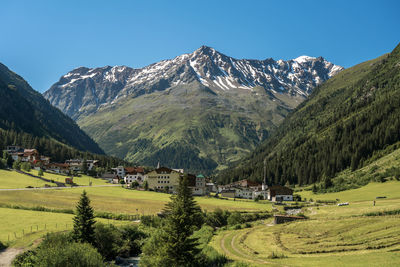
[141, 175, 203, 267]
[72, 190, 96, 244]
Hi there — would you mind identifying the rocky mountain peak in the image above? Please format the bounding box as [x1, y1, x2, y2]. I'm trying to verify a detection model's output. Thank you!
[44, 46, 343, 119]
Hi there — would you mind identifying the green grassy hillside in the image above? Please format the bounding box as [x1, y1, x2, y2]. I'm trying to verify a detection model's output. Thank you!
[78, 82, 301, 174]
[219, 43, 400, 185]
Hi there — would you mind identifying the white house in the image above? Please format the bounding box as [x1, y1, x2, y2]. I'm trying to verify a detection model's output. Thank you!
[124, 167, 145, 185]
[267, 185, 294, 202]
[112, 166, 126, 178]
[235, 187, 253, 199]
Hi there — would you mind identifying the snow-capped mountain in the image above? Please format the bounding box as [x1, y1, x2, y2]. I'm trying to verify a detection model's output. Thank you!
[44, 46, 343, 119]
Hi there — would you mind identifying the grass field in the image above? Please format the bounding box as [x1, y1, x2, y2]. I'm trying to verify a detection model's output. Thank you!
[0, 207, 132, 247]
[211, 181, 400, 266]
[0, 185, 272, 215]
[0, 170, 57, 188]
[26, 170, 109, 186]
[298, 180, 400, 202]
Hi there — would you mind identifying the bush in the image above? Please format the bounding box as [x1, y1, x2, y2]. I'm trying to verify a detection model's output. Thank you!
[12, 160, 21, 170]
[94, 223, 122, 260]
[204, 208, 230, 228]
[119, 224, 147, 257]
[94, 223, 147, 260]
[21, 162, 31, 172]
[140, 215, 162, 228]
[267, 251, 287, 259]
[14, 232, 105, 267]
[227, 212, 244, 226]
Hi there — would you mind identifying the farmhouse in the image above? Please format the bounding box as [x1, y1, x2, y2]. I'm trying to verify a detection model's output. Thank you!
[21, 149, 40, 162]
[65, 159, 99, 172]
[235, 187, 253, 199]
[124, 167, 145, 185]
[47, 163, 69, 174]
[267, 185, 293, 201]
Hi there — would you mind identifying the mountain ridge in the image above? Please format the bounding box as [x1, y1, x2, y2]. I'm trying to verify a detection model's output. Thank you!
[43, 46, 343, 173]
[44, 46, 343, 120]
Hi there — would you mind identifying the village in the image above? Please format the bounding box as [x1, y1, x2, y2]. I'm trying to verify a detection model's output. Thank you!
[2, 145, 294, 201]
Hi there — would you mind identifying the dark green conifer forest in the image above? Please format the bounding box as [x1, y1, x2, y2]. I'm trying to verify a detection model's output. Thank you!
[218, 43, 400, 186]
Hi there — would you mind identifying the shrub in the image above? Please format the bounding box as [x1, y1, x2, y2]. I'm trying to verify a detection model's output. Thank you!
[94, 223, 122, 260]
[21, 162, 31, 172]
[119, 224, 147, 257]
[227, 212, 244, 226]
[12, 160, 21, 170]
[267, 251, 287, 259]
[141, 215, 162, 228]
[14, 233, 105, 267]
[204, 208, 230, 228]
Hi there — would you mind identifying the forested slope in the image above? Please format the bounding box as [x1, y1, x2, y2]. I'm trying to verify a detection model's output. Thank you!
[0, 63, 104, 154]
[218, 43, 400, 185]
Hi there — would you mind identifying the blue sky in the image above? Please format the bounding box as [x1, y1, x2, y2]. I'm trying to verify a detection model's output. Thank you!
[1, 0, 399, 92]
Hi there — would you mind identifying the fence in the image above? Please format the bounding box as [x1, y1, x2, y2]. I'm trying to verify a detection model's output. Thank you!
[1, 219, 130, 244]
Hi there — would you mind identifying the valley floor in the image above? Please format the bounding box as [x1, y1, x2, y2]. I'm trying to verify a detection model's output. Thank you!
[1, 169, 399, 266]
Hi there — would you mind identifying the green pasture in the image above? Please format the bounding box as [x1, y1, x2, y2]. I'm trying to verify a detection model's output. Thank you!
[27, 170, 109, 186]
[0, 207, 132, 247]
[298, 180, 400, 202]
[0, 169, 57, 189]
[0, 186, 272, 215]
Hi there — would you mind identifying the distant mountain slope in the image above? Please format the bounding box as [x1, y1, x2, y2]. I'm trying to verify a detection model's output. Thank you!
[218, 43, 400, 185]
[44, 46, 342, 173]
[0, 63, 104, 155]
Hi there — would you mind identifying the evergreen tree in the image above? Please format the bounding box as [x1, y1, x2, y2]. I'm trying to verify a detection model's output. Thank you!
[72, 190, 96, 244]
[141, 175, 202, 267]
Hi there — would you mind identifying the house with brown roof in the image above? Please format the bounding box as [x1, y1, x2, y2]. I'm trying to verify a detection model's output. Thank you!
[267, 185, 293, 202]
[46, 163, 70, 174]
[124, 167, 145, 185]
[21, 149, 39, 163]
[145, 167, 181, 193]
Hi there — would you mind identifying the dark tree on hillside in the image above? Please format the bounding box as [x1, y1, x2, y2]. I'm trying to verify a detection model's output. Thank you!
[141, 175, 203, 266]
[73, 190, 95, 244]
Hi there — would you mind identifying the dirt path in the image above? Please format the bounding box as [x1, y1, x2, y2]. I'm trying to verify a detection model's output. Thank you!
[0, 248, 24, 267]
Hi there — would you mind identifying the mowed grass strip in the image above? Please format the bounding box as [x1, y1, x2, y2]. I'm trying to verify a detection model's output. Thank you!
[0, 207, 131, 247]
[0, 170, 57, 189]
